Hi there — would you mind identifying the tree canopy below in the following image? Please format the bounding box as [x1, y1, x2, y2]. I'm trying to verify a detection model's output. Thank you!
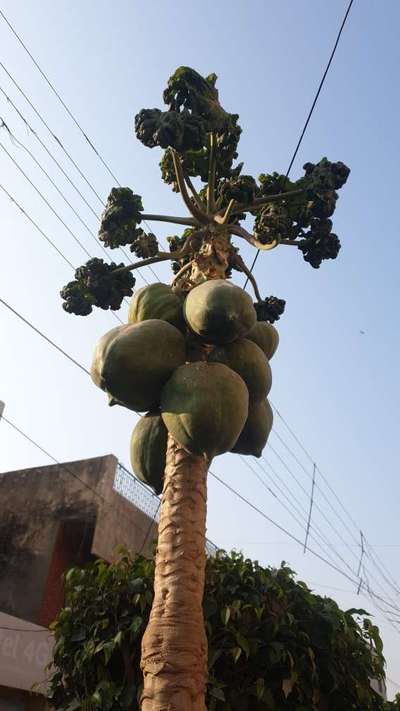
[47, 549, 386, 710]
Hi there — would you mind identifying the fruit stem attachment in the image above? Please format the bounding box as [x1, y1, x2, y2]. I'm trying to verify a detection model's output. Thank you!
[232, 254, 262, 302]
[171, 149, 211, 225]
[207, 132, 217, 214]
[214, 198, 236, 226]
[171, 261, 193, 287]
[184, 173, 206, 212]
[229, 223, 280, 251]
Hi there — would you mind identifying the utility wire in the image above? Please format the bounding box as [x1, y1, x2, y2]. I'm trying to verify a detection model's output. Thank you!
[1, 140, 92, 258]
[0, 182, 74, 269]
[0, 88, 149, 284]
[0, 8, 120, 186]
[208, 468, 400, 618]
[0, 80, 101, 220]
[0, 297, 90, 376]
[0, 47, 166, 278]
[270, 402, 400, 604]
[252, 453, 364, 578]
[265, 435, 400, 610]
[0, 57, 105, 205]
[1, 286, 397, 611]
[0, 64, 157, 281]
[2, 286, 399, 617]
[239, 454, 354, 575]
[1, 119, 117, 263]
[244, 0, 355, 284]
[2, 407, 400, 619]
[0, 182, 123, 324]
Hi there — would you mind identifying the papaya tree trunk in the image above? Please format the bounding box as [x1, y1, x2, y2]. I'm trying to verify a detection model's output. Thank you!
[140, 433, 209, 711]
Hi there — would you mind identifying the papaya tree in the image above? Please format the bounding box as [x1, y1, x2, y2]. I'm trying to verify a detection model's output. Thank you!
[60, 67, 350, 711]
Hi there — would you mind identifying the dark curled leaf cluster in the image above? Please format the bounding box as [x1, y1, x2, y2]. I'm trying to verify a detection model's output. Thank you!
[163, 66, 235, 134]
[258, 171, 294, 196]
[136, 67, 242, 184]
[99, 187, 143, 249]
[130, 229, 159, 258]
[298, 218, 341, 268]
[47, 550, 386, 711]
[60, 259, 135, 315]
[135, 109, 205, 153]
[167, 232, 190, 274]
[302, 157, 350, 192]
[218, 175, 257, 206]
[254, 204, 293, 245]
[255, 296, 286, 323]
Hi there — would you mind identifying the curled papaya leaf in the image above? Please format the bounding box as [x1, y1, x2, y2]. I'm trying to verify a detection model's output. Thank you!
[60, 258, 135, 315]
[99, 187, 143, 249]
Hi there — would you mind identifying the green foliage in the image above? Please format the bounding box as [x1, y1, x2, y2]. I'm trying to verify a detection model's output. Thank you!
[61, 67, 351, 320]
[129, 229, 159, 258]
[48, 550, 386, 711]
[254, 296, 286, 324]
[60, 259, 135, 315]
[99, 188, 143, 249]
[135, 108, 206, 152]
[253, 159, 349, 266]
[167, 229, 193, 273]
[135, 67, 242, 182]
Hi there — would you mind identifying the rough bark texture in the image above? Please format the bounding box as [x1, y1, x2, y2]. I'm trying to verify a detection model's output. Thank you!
[140, 434, 209, 711]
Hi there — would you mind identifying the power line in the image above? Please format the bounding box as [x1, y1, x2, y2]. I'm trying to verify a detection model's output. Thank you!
[3, 281, 399, 619]
[253, 453, 365, 578]
[0, 297, 90, 376]
[208, 469, 400, 619]
[0, 182, 74, 269]
[0, 87, 149, 285]
[3, 405, 399, 620]
[0, 181, 123, 324]
[244, 0, 355, 283]
[0, 118, 116, 262]
[0, 8, 120, 186]
[270, 402, 400, 605]
[0, 57, 105, 205]
[1, 140, 92, 258]
[0, 44, 167, 280]
[0, 79, 101, 220]
[239, 454, 358, 577]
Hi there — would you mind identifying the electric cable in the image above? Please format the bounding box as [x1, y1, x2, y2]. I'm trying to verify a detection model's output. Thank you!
[244, 0, 355, 284]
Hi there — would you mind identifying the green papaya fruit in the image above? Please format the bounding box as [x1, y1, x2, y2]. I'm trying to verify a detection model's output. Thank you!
[128, 282, 185, 331]
[231, 399, 273, 457]
[208, 338, 272, 400]
[130, 413, 167, 494]
[161, 362, 249, 458]
[183, 279, 256, 344]
[91, 320, 186, 412]
[246, 321, 279, 360]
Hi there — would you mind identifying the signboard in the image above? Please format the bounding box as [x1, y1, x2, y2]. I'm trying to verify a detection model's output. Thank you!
[0, 612, 53, 693]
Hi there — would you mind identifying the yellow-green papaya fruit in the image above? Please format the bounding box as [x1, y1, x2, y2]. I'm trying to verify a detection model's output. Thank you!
[161, 362, 249, 458]
[130, 413, 167, 494]
[183, 279, 256, 344]
[208, 338, 272, 400]
[91, 320, 186, 412]
[231, 399, 273, 457]
[128, 282, 185, 331]
[246, 322, 279, 360]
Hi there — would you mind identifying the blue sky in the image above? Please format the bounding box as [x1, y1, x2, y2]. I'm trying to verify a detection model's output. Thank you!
[1, 0, 400, 697]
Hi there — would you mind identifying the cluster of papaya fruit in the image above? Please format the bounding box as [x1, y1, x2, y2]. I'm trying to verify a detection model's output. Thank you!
[91, 280, 278, 494]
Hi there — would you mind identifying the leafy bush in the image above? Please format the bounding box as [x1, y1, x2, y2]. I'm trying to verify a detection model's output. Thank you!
[48, 550, 386, 710]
